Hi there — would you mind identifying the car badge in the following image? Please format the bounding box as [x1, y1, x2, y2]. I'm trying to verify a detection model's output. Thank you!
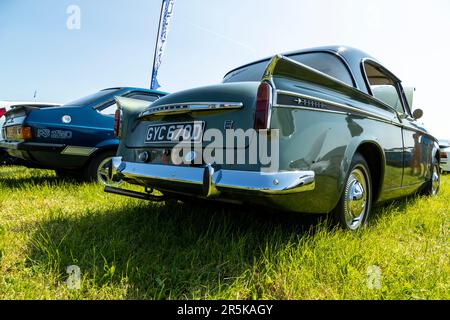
[62, 115, 72, 124]
[224, 120, 234, 130]
[294, 98, 303, 105]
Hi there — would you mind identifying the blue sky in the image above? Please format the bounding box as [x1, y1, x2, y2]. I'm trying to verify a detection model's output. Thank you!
[0, 0, 449, 138]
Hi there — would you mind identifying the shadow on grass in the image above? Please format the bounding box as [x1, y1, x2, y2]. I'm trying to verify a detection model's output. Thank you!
[22, 173, 429, 299]
[26, 199, 325, 299]
[0, 170, 83, 189]
[370, 193, 422, 224]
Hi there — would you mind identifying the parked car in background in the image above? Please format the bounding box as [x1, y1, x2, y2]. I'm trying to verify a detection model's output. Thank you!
[0, 88, 166, 183]
[1, 101, 61, 164]
[106, 46, 440, 231]
[439, 139, 450, 173]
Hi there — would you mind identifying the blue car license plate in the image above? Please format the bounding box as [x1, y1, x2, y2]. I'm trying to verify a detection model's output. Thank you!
[145, 121, 205, 144]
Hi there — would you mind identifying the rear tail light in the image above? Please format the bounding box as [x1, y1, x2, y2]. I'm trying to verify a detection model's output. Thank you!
[20, 126, 33, 140]
[114, 108, 122, 138]
[254, 82, 272, 130]
[440, 151, 448, 159]
[0, 108, 6, 118]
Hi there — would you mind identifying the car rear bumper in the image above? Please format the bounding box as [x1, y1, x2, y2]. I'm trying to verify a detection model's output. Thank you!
[105, 156, 315, 199]
[0, 141, 65, 152]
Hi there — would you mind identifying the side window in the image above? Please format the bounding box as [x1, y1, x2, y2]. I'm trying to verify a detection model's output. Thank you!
[98, 102, 117, 116]
[290, 52, 355, 87]
[363, 61, 406, 115]
[127, 93, 159, 102]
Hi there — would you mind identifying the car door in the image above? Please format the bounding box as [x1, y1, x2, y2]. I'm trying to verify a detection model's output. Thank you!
[365, 61, 431, 188]
[363, 61, 405, 191]
[396, 85, 433, 187]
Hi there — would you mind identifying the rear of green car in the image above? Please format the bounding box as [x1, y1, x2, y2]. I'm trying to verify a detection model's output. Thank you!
[105, 57, 319, 208]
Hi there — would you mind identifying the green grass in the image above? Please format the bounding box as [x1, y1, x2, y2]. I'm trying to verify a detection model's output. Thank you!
[0, 166, 448, 300]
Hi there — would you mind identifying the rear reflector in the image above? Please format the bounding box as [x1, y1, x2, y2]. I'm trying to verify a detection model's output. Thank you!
[0, 108, 6, 118]
[114, 108, 122, 138]
[254, 82, 272, 130]
[441, 151, 448, 159]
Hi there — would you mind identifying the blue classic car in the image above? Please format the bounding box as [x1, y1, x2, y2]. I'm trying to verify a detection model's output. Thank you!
[1, 101, 61, 164]
[0, 87, 166, 183]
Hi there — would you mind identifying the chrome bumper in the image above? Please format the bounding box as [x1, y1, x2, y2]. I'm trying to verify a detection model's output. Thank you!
[108, 157, 315, 198]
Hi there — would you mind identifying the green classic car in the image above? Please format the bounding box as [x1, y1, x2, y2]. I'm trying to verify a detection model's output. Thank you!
[105, 46, 440, 231]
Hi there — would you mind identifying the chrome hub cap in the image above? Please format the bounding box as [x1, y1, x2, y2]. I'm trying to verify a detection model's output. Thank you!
[97, 157, 122, 186]
[344, 168, 368, 230]
[431, 164, 440, 195]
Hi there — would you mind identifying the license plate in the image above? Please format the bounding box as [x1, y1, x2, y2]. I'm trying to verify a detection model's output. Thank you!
[145, 121, 205, 144]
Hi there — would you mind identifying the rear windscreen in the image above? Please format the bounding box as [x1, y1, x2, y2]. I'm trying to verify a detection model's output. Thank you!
[223, 52, 354, 86]
[63, 89, 120, 107]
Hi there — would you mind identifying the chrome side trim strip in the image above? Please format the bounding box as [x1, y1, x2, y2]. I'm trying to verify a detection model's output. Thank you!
[61, 146, 97, 156]
[109, 157, 315, 196]
[274, 90, 434, 134]
[274, 104, 348, 116]
[274, 103, 397, 127]
[276, 90, 396, 124]
[139, 102, 244, 118]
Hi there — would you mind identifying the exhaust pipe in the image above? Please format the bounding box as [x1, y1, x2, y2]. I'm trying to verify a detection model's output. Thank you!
[104, 186, 166, 202]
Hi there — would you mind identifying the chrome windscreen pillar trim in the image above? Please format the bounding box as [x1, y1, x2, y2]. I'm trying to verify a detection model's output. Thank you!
[109, 157, 315, 197]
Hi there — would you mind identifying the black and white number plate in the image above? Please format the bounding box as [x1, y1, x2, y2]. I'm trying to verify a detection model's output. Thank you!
[145, 121, 205, 144]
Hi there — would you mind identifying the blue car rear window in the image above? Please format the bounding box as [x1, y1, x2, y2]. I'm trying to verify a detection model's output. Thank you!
[63, 89, 120, 107]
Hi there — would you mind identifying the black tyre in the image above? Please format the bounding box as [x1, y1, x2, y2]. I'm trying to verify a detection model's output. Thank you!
[84, 150, 121, 185]
[421, 157, 440, 196]
[333, 153, 373, 231]
[0, 151, 17, 166]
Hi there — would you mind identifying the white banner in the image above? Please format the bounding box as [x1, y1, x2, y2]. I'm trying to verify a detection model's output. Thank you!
[151, 0, 175, 90]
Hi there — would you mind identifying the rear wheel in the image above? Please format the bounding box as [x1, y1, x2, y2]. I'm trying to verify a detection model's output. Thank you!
[84, 150, 122, 186]
[333, 153, 373, 231]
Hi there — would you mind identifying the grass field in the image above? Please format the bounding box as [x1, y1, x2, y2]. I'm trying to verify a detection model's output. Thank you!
[0, 166, 448, 300]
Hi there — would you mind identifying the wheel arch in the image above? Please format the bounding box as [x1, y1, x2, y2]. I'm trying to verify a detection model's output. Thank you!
[88, 139, 119, 163]
[339, 138, 386, 203]
[432, 140, 440, 163]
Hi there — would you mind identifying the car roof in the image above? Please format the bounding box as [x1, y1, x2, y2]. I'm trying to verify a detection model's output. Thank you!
[225, 45, 376, 74]
[284, 45, 376, 62]
[223, 45, 386, 94]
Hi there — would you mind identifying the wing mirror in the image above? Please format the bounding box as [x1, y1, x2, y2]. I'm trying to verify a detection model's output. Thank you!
[413, 109, 424, 120]
[403, 86, 423, 120]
